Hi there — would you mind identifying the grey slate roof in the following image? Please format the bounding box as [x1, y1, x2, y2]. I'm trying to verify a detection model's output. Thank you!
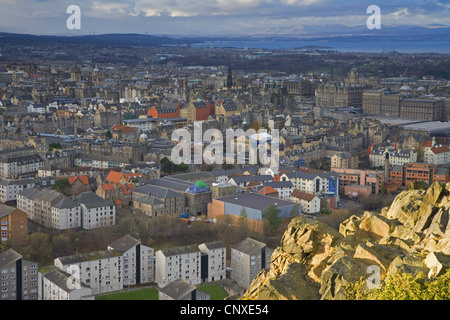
[200, 241, 226, 251]
[0, 203, 16, 219]
[159, 278, 196, 300]
[0, 249, 22, 268]
[17, 187, 40, 199]
[43, 269, 90, 291]
[232, 237, 266, 256]
[56, 249, 122, 265]
[0, 178, 37, 186]
[52, 197, 80, 210]
[108, 235, 140, 253]
[133, 184, 183, 199]
[75, 192, 115, 208]
[262, 181, 294, 189]
[159, 245, 200, 257]
[216, 193, 294, 211]
[229, 175, 273, 184]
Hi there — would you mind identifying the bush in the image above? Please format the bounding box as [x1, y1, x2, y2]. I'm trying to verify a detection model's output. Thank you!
[346, 268, 450, 300]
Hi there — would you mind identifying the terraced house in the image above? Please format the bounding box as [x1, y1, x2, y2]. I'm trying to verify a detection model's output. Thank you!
[0, 153, 44, 179]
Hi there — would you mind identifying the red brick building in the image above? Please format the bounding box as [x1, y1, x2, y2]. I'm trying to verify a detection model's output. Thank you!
[147, 102, 183, 119]
[0, 205, 28, 246]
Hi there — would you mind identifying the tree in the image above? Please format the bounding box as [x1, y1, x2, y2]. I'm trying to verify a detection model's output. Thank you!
[160, 157, 173, 174]
[53, 178, 72, 196]
[262, 205, 281, 234]
[105, 130, 113, 139]
[49, 142, 62, 151]
[178, 162, 189, 172]
[250, 119, 261, 132]
[239, 207, 248, 228]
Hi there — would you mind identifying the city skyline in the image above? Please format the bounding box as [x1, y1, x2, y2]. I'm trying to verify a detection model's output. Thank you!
[0, 0, 449, 36]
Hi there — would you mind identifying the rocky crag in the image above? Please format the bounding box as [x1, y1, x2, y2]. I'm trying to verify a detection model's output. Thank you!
[241, 181, 450, 300]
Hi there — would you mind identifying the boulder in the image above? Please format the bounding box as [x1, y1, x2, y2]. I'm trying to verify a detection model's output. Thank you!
[424, 252, 450, 279]
[280, 216, 341, 269]
[387, 254, 428, 277]
[339, 215, 361, 237]
[242, 262, 321, 300]
[353, 243, 407, 275]
[358, 211, 401, 240]
[319, 256, 371, 300]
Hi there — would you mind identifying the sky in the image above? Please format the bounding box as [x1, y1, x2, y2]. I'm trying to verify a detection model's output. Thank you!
[0, 0, 449, 36]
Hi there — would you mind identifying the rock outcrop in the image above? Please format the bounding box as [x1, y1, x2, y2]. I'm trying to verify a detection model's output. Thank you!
[241, 181, 450, 300]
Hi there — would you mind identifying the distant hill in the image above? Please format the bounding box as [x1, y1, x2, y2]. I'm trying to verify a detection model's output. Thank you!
[0, 32, 192, 47]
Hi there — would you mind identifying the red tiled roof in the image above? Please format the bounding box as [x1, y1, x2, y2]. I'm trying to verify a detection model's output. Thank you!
[105, 170, 123, 183]
[68, 175, 89, 185]
[431, 146, 450, 154]
[111, 124, 135, 133]
[257, 186, 278, 195]
[290, 189, 316, 202]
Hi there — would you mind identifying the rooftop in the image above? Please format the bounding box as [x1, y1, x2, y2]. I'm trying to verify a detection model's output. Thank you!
[216, 193, 295, 211]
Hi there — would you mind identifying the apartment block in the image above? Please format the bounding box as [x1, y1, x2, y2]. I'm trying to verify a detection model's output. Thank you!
[0, 154, 44, 179]
[54, 250, 123, 295]
[107, 235, 154, 286]
[424, 145, 450, 165]
[0, 249, 39, 300]
[198, 241, 226, 283]
[369, 148, 417, 168]
[0, 204, 28, 246]
[40, 268, 94, 300]
[332, 168, 385, 195]
[230, 238, 273, 290]
[0, 178, 37, 203]
[75, 192, 116, 230]
[155, 245, 201, 288]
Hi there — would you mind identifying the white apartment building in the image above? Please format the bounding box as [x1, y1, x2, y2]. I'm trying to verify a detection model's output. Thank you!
[369, 148, 417, 167]
[40, 269, 94, 300]
[0, 154, 44, 179]
[155, 245, 201, 288]
[75, 192, 116, 230]
[16, 188, 40, 219]
[290, 189, 321, 215]
[0, 178, 37, 203]
[123, 118, 155, 133]
[280, 171, 339, 198]
[198, 241, 226, 283]
[424, 145, 450, 165]
[107, 235, 154, 286]
[54, 250, 123, 295]
[51, 197, 82, 230]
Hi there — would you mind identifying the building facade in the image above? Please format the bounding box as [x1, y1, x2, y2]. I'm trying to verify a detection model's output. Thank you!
[0, 249, 38, 300]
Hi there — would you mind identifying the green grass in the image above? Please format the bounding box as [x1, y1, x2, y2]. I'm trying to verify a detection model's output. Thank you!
[95, 284, 227, 300]
[96, 287, 159, 300]
[198, 284, 228, 300]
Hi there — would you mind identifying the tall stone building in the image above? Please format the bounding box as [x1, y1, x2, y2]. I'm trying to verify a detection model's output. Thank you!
[400, 98, 445, 121]
[362, 90, 401, 116]
[315, 82, 365, 108]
